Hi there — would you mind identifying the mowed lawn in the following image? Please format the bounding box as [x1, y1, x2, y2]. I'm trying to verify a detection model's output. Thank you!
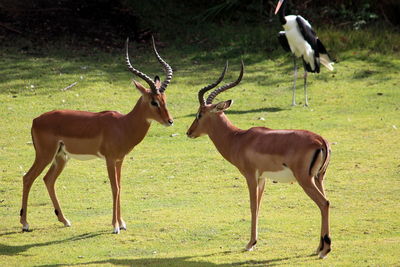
[0, 31, 399, 266]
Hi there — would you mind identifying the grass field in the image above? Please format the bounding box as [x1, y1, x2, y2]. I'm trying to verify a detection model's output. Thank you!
[0, 26, 399, 266]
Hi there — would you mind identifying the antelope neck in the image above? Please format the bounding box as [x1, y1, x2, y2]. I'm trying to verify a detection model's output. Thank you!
[123, 97, 152, 146]
[207, 113, 243, 163]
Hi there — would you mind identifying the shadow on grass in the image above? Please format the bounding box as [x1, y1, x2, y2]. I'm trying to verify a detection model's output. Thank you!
[0, 232, 103, 256]
[1, 22, 399, 98]
[36, 250, 316, 266]
[0, 230, 21, 237]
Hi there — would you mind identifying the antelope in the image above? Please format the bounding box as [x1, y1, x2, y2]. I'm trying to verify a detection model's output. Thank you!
[20, 37, 174, 234]
[186, 61, 332, 258]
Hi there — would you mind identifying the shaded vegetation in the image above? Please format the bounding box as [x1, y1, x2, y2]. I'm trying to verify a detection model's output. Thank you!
[1, 0, 399, 51]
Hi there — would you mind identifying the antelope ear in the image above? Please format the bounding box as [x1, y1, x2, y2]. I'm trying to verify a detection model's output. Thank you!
[132, 80, 148, 95]
[212, 100, 233, 113]
[154, 76, 161, 89]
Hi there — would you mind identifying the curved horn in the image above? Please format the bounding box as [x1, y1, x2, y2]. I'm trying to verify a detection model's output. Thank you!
[125, 38, 158, 94]
[198, 61, 228, 106]
[151, 36, 173, 93]
[206, 60, 244, 105]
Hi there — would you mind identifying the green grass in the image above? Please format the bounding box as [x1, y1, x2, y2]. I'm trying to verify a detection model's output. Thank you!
[1, 26, 399, 266]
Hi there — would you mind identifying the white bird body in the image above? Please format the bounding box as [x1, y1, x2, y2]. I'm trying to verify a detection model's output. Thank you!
[283, 15, 317, 71]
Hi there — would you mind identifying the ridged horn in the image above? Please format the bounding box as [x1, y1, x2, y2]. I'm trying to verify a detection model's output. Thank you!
[125, 37, 158, 94]
[206, 60, 244, 104]
[151, 36, 173, 93]
[198, 61, 228, 106]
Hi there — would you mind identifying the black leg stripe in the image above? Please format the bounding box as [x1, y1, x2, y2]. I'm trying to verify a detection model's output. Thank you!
[324, 234, 331, 245]
[309, 149, 322, 176]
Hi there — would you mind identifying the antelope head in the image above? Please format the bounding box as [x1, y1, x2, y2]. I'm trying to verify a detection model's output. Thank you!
[186, 61, 244, 138]
[126, 37, 174, 126]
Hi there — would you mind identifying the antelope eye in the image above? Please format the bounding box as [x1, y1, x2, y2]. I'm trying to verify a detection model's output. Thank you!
[196, 113, 202, 119]
[151, 101, 159, 107]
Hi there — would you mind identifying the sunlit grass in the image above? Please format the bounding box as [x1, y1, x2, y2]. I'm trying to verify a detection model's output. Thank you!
[0, 27, 399, 266]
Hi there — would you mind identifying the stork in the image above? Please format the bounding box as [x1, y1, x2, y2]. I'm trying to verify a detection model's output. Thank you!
[275, 0, 334, 106]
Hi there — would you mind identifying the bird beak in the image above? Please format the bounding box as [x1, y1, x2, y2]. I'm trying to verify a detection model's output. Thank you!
[274, 0, 284, 15]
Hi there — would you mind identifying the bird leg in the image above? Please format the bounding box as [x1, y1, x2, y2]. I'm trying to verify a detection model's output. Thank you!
[292, 55, 298, 106]
[303, 70, 308, 106]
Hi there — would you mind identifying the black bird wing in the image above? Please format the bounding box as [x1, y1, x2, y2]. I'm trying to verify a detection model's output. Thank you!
[296, 15, 334, 60]
[277, 31, 291, 52]
[316, 38, 334, 62]
[295, 16, 334, 72]
[302, 57, 318, 73]
[295, 16, 318, 54]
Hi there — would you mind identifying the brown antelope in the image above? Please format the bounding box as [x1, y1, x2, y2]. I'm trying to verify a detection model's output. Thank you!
[20, 37, 174, 234]
[186, 61, 332, 258]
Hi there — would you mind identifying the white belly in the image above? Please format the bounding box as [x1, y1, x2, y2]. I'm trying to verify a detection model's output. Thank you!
[257, 167, 297, 183]
[58, 143, 105, 161]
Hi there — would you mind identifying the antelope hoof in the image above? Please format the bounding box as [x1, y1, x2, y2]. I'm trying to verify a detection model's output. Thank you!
[119, 221, 127, 231]
[317, 235, 331, 259]
[245, 240, 257, 251]
[318, 248, 331, 259]
[63, 219, 71, 227]
[22, 223, 30, 232]
[113, 227, 120, 234]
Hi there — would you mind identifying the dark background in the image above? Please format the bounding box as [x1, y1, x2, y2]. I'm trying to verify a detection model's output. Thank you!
[1, 0, 399, 48]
